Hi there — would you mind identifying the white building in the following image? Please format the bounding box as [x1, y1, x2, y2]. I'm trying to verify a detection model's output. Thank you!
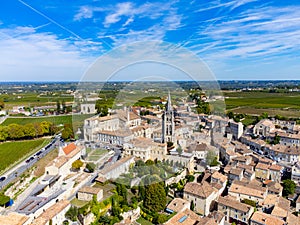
[45, 143, 84, 176]
[254, 119, 276, 137]
[30, 200, 70, 225]
[98, 156, 135, 180]
[183, 181, 218, 216]
[292, 162, 300, 186]
[123, 137, 167, 161]
[229, 120, 244, 140]
[77, 186, 103, 201]
[81, 103, 96, 114]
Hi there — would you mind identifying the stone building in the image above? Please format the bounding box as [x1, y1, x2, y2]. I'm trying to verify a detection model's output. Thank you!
[218, 196, 254, 225]
[183, 181, 218, 216]
[162, 92, 175, 143]
[77, 186, 103, 201]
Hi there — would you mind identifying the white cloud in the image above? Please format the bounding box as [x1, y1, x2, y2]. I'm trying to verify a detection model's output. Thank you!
[74, 6, 95, 21]
[193, 5, 300, 60]
[104, 2, 133, 27]
[0, 27, 95, 81]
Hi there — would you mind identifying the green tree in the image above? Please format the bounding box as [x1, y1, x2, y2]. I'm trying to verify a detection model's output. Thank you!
[144, 182, 167, 212]
[205, 150, 217, 166]
[210, 157, 219, 166]
[72, 160, 83, 171]
[33, 123, 43, 136]
[185, 175, 195, 183]
[23, 124, 36, 139]
[241, 199, 256, 207]
[156, 213, 169, 224]
[61, 126, 74, 140]
[85, 162, 95, 173]
[227, 111, 234, 119]
[167, 142, 173, 148]
[190, 200, 195, 211]
[0, 100, 4, 109]
[40, 121, 51, 135]
[116, 183, 128, 203]
[65, 206, 78, 221]
[177, 146, 183, 155]
[0, 193, 10, 206]
[62, 100, 66, 113]
[282, 179, 296, 197]
[0, 126, 9, 141]
[273, 134, 280, 145]
[8, 124, 24, 140]
[56, 100, 61, 112]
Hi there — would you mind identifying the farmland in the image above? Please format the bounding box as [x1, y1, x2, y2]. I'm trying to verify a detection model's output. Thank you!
[224, 91, 300, 117]
[0, 92, 74, 109]
[1, 114, 93, 130]
[0, 138, 50, 173]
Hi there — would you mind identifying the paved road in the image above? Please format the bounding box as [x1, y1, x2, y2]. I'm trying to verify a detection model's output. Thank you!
[0, 136, 61, 190]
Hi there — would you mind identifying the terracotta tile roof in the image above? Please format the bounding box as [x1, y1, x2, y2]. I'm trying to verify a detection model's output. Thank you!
[256, 162, 270, 170]
[208, 211, 225, 224]
[211, 171, 227, 183]
[31, 200, 70, 225]
[286, 213, 300, 225]
[188, 143, 208, 152]
[165, 208, 201, 225]
[251, 211, 285, 225]
[237, 163, 253, 171]
[166, 198, 190, 213]
[218, 196, 253, 213]
[196, 217, 218, 225]
[267, 182, 283, 194]
[271, 205, 288, 218]
[184, 181, 215, 198]
[269, 164, 283, 171]
[78, 186, 102, 195]
[63, 143, 76, 155]
[229, 180, 267, 199]
[230, 168, 243, 176]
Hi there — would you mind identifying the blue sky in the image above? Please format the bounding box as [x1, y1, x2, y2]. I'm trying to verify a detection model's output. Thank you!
[1, 0, 300, 81]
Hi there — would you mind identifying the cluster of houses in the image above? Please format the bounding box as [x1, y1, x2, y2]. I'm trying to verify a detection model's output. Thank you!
[1, 93, 300, 225]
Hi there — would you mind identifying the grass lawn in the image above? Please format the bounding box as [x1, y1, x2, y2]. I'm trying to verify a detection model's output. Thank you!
[33, 148, 58, 177]
[71, 198, 89, 208]
[93, 183, 116, 200]
[86, 148, 108, 161]
[0, 138, 50, 174]
[136, 217, 154, 225]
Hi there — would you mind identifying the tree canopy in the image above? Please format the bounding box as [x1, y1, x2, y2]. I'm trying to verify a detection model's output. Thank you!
[0, 193, 10, 206]
[72, 160, 83, 170]
[282, 179, 296, 197]
[143, 182, 167, 212]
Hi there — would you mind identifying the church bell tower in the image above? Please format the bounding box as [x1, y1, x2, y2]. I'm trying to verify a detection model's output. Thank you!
[162, 92, 175, 143]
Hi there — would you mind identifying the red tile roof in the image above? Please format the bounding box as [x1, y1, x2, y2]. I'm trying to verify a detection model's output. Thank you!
[63, 143, 77, 155]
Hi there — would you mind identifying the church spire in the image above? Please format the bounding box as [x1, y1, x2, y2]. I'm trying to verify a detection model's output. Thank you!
[166, 91, 172, 111]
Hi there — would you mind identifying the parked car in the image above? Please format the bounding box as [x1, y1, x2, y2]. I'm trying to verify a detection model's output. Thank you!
[0, 176, 6, 182]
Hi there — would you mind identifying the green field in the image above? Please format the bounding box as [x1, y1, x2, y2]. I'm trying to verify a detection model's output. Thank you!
[0, 138, 50, 173]
[136, 217, 154, 225]
[1, 93, 74, 109]
[224, 91, 300, 117]
[1, 114, 93, 130]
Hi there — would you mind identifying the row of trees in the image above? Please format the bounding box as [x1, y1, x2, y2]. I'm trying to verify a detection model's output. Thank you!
[56, 100, 72, 114]
[0, 121, 57, 141]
